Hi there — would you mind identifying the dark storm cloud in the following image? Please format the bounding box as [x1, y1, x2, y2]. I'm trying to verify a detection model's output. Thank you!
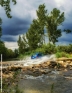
[1, 35, 18, 42]
[2, 17, 31, 36]
[0, 0, 72, 48]
[64, 24, 72, 30]
[1, 36, 16, 42]
[58, 32, 72, 44]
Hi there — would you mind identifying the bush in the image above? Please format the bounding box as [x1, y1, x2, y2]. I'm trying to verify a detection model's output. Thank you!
[56, 52, 70, 58]
[35, 48, 45, 54]
[15, 85, 23, 93]
[56, 44, 72, 53]
[42, 43, 56, 54]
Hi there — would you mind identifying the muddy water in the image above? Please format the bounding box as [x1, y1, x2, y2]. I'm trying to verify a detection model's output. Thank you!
[18, 69, 72, 93]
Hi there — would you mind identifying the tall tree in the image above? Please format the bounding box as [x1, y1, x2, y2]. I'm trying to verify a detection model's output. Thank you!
[36, 4, 47, 44]
[0, 41, 8, 60]
[17, 35, 22, 54]
[14, 49, 19, 57]
[26, 19, 42, 50]
[0, 0, 16, 18]
[46, 8, 65, 44]
[17, 35, 27, 54]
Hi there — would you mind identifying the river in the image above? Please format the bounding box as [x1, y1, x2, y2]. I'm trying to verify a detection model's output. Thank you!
[1, 55, 72, 93]
[18, 69, 72, 93]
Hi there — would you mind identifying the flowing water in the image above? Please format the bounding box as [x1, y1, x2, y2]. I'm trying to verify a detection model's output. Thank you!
[17, 55, 72, 93]
[18, 69, 72, 93]
[23, 54, 56, 66]
[1, 54, 72, 93]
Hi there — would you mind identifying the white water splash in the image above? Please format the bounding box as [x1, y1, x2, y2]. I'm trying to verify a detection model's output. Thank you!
[0, 54, 56, 68]
[23, 54, 56, 66]
[24, 74, 49, 82]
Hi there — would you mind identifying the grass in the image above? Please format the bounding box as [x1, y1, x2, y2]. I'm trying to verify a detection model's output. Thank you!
[50, 83, 54, 93]
[18, 51, 72, 60]
[55, 52, 72, 58]
[2, 70, 23, 93]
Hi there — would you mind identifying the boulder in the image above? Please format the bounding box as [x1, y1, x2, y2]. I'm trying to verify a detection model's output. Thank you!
[49, 61, 57, 68]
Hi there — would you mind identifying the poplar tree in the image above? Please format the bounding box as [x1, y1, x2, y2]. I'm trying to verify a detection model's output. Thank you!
[26, 19, 42, 50]
[17, 35, 23, 54]
[36, 4, 47, 44]
[46, 8, 65, 44]
[17, 35, 27, 54]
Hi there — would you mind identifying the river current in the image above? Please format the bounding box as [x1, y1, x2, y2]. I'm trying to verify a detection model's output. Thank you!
[18, 69, 72, 93]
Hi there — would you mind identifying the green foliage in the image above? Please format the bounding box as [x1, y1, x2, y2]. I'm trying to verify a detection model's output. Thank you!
[13, 70, 19, 79]
[17, 35, 27, 54]
[36, 4, 47, 43]
[14, 49, 19, 57]
[46, 8, 65, 44]
[0, 41, 8, 60]
[18, 54, 24, 59]
[2, 71, 23, 93]
[26, 19, 42, 50]
[67, 44, 72, 53]
[7, 49, 15, 58]
[0, 0, 16, 18]
[0, 41, 17, 60]
[50, 83, 54, 93]
[56, 52, 70, 58]
[35, 47, 45, 54]
[42, 43, 56, 54]
[36, 4, 47, 25]
[18, 43, 72, 59]
[15, 85, 23, 93]
[64, 29, 72, 33]
[17, 4, 72, 56]
[0, 0, 17, 60]
[56, 44, 72, 53]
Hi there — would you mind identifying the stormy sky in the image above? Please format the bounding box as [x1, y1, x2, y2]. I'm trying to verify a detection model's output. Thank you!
[0, 0, 72, 50]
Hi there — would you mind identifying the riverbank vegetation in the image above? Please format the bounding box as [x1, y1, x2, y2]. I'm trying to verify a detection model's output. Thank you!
[18, 43, 72, 59]
[0, 69, 23, 93]
[17, 4, 72, 59]
[0, 2, 72, 93]
[0, 3, 72, 61]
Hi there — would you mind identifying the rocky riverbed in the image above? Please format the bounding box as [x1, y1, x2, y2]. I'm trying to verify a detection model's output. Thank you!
[0, 58, 72, 93]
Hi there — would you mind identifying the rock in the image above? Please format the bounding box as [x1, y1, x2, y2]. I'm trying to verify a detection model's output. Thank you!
[64, 76, 72, 79]
[49, 61, 57, 68]
[63, 63, 68, 68]
[64, 69, 68, 71]
[46, 61, 50, 66]
[41, 63, 48, 68]
[70, 67, 72, 70]
[69, 62, 72, 66]
[33, 70, 42, 76]
[40, 69, 51, 74]
[57, 61, 64, 64]
[66, 61, 71, 63]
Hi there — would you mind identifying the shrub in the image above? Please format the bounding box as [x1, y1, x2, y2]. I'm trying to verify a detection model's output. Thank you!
[56, 52, 70, 58]
[56, 44, 72, 53]
[35, 48, 45, 54]
[42, 43, 56, 54]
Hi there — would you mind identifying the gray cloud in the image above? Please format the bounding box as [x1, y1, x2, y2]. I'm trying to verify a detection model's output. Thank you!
[0, 0, 72, 49]
[1, 35, 18, 42]
[1, 36, 16, 42]
[58, 32, 72, 44]
[2, 16, 31, 36]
